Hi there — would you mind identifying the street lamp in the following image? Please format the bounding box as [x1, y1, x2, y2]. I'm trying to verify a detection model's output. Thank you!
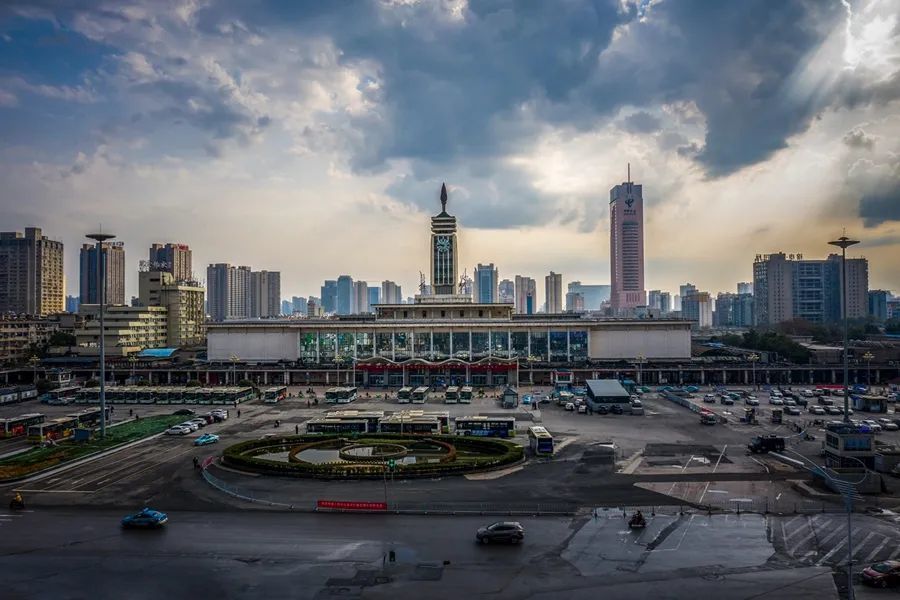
[829, 234, 860, 423]
[229, 354, 239, 386]
[863, 351, 874, 387]
[635, 354, 646, 386]
[129, 354, 138, 383]
[748, 353, 759, 391]
[86, 230, 115, 439]
[28, 355, 40, 385]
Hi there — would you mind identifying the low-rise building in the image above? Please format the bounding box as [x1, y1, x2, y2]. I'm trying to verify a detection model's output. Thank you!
[76, 305, 169, 355]
[138, 271, 205, 346]
[0, 315, 60, 363]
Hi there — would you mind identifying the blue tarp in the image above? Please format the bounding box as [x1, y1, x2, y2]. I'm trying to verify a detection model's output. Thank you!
[136, 348, 179, 358]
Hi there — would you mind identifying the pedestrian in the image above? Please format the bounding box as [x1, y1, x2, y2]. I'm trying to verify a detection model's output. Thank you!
[295, 424, 299, 435]
[129, 408, 133, 417]
[237, 409, 241, 418]
[307, 399, 310, 408]
[193, 456, 200, 469]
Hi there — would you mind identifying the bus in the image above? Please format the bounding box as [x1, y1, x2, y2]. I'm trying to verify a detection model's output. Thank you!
[0, 385, 38, 405]
[67, 407, 111, 428]
[305, 417, 368, 434]
[411, 386, 429, 404]
[40, 386, 82, 405]
[459, 386, 473, 404]
[528, 426, 554, 456]
[445, 386, 459, 404]
[0, 413, 45, 438]
[454, 416, 516, 438]
[397, 387, 413, 403]
[378, 415, 440, 434]
[27, 416, 79, 443]
[325, 410, 383, 432]
[264, 386, 288, 404]
[338, 387, 358, 404]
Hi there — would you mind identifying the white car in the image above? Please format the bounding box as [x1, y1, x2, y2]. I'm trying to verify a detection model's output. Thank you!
[577, 404, 587, 414]
[564, 402, 575, 411]
[809, 406, 826, 415]
[745, 397, 760, 406]
[801, 389, 815, 398]
[862, 420, 882, 433]
[189, 418, 207, 428]
[769, 398, 784, 406]
[165, 426, 191, 435]
[179, 421, 200, 432]
[703, 394, 716, 403]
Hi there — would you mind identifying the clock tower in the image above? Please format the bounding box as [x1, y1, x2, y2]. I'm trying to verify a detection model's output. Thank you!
[430, 182, 458, 295]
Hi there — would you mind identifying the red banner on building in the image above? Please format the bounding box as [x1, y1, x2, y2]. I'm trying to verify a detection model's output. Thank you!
[316, 500, 388, 511]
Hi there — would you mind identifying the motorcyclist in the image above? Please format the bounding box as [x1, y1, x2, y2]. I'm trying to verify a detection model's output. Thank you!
[630, 510, 645, 526]
[10, 492, 24, 509]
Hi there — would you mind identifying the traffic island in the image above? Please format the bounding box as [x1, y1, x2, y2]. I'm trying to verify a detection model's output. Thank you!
[221, 434, 523, 480]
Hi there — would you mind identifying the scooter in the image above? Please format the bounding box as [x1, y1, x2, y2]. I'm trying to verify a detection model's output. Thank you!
[9, 495, 25, 511]
[628, 515, 646, 530]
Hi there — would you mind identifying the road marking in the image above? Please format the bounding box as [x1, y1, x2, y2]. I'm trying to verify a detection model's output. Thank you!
[851, 531, 879, 560]
[788, 528, 819, 555]
[816, 538, 848, 565]
[12, 489, 94, 494]
[888, 545, 900, 560]
[816, 525, 846, 548]
[782, 516, 806, 541]
[863, 536, 891, 564]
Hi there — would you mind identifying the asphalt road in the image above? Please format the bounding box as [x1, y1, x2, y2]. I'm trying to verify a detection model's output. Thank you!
[0, 508, 842, 600]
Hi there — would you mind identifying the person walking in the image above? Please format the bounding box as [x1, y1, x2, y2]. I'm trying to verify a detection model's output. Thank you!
[237, 409, 241, 418]
[295, 424, 299, 435]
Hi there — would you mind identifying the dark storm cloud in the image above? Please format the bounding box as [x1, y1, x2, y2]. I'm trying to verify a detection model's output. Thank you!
[619, 111, 661, 135]
[860, 181, 900, 228]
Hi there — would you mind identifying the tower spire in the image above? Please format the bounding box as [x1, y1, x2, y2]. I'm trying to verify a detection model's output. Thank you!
[440, 182, 448, 212]
[627, 162, 631, 183]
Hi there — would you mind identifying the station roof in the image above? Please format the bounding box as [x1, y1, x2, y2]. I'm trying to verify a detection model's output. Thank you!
[586, 379, 629, 399]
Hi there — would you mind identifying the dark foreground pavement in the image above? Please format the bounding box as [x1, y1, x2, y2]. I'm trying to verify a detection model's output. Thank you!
[0, 507, 840, 600]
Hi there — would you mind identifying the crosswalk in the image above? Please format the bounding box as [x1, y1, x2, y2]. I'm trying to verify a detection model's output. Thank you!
[775, 513, 900, 566]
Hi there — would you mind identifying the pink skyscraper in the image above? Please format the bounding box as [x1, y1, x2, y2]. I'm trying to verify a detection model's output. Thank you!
[609, 168, 646, 313]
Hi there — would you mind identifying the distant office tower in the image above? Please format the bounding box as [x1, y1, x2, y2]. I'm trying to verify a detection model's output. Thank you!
[336, 276, 353, 315]
[514, 276, 537, 315]
[474, 263, 499, 303]
[545, 271, 563, 314]
[679, 283, 697, 300]
[714, 293, 736, 327]
[353, 280, 369, 314]
[737, 282, 753, 295]
[250, 271, 280, 318]
[673, 294, 681, 312]
[659, 292, 671, 314]
[321, 280, 337, 314]
[566, 282, 610, 311]
[753, 252, 868, 326]
[498, 279, 515, 304]
[206, 263, 251, 321]
[381, 280, 402, 304]
[648, 290, 663, 311]
[609, 170, 646, 313]
[0, 228, 64, 316]
[307, 296, 322, 317]
[291, 296, 307, 315]
[367, 286, 380, 310]
[80, 241, 125, 305]
[281, 300, 292, 316]
[148, 243, 192, 282]
[734, 293, 755, 327]
[65, 295, 80, 314]
[869, 290, 890, 322]
[430, 183, 458, 295]
[565, 291, 585, 313]
[682, 291, 712, 328]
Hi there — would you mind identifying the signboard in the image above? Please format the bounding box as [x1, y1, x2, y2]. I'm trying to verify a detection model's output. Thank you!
[316, 500, 387, 511]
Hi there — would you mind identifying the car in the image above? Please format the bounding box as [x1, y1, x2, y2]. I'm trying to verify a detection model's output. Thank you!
[610, 404, 624, 415]
[172, 409, 195, 416]
[179, 421, 199, 432]
[210, 409, 229, 420]
[476, 521, 524, 544]
[809, 406, 826, 415]
[862, 420, 883, 433]
[165, 426, 191, 435]
[188, 418, 207, 428]
[630, 401, 644, 416]
[577, 404, 587, 414]
[769, 398, 784, 406]
[564, 402, 575, 411]
[862, 560, 900, 588]
[785, 406, 801, 416]
[595, 405, 609, 415]
[121, 507, 168, 529]
[826, 406, 844, 415]
[720, 397, 734, 406]
[703, 394, 716, 403]
[801, 389, 815, 398]
[878, 419, 899, 431]
[783, 399, 797, 406]
[521, 395, 532, 405]
[194, 433, 220, 446]
[745, 398, 759, 406]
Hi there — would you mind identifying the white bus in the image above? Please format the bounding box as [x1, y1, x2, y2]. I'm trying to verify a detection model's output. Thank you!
[263, 386, 288, 404]
[445, 386, 459, 404]
[397, 387, 413, 403]
[459, 386, 473, 404]
[411, 386, 429, 404]
[528, 426, 554, 456]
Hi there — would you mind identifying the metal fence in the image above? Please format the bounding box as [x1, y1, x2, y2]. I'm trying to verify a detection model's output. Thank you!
[697, 494, 855, 515]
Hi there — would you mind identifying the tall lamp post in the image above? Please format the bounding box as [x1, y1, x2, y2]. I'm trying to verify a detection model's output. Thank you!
[635, 354, 646, 386]
[229, 354, 239, 386]
[748, 353, 759, 391]
[28, 355, 40, 385]
[863, 351, 874, 387]
[128, 354, 138, 383]
[86, 231, 115, 439]
[829, 235, 860, 423]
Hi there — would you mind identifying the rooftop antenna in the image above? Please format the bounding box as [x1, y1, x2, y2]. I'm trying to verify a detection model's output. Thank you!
[418, 271, 427, 295]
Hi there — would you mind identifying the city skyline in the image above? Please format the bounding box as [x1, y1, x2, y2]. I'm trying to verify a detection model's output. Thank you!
[0, 2, 897, 303]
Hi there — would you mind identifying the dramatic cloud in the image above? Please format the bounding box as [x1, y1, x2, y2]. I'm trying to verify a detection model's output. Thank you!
[843, 127, 875, 149]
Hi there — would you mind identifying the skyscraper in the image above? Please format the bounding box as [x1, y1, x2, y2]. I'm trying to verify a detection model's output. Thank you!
[307, 296, 322, 317]
[321, 280, 337, 314]
[206, 263, 251, 321]
[609, 169, 646, 313]
[514, 276, 536, 315]
[737, 282, 753, 295]
[291, 296, 307, 315]
[148, 243, 192, 282]
[658, 291, 671, 314]
[473, 263, 499, 303]
[565, 291, 584, 313]
[367, 286, 380, 310]
[567, 282, 611, 311]
[545, 271, 563, 314]
[682, 291, 713, 329]
[381, 280, 402, 304]
[498, 279, 515, 305]
[250, 270, 280, 318]
[138, 270, 206, 346]
[281, 299, 292, 316]
[336, 275, 354, 315]
[353, 280, 369, 314]
[430, 183, 458, 295]
[65, 295, 80, 314]
[869, 290, 890, 322]
[80, 241, 125, 305]
[679, 283, 697, 299]
[0, 228, 64, 316]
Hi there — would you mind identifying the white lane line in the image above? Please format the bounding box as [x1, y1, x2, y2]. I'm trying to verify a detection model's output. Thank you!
[851, 531, 879, 560]
[782, 516, 806, 542]
[697, 445, 727, 506]
[816, 538, 848, 566]
[817, 526, 846, 548]
[91, 447, 196, 492]
[788, 528, 819, 556]
[863, 536, 892, 564]
[888, 545, 900, 560]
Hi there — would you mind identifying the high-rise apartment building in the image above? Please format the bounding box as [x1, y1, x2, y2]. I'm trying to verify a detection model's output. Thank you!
[148, 243, 192, 282]
[609, 171, 646, 313]
[281, 300, 292, 316]
[498, 279, 515, 305]
[336, 275, 354, 315]
[353, 280, 369, 314]
[381, 280, 402, 305]
[206, 263, 251, 321]
[0, 228, 64, 316]
[658, 292, 671, 314]
[514, 276, 536, 315]
[80, 242, 125, 306]
[431, 183, 458, 295]
[648, 290, 663, 311]
[367, 286, 380, 310]
[682, 291, 713, 329]
[679, 283, 697, 300]
[753, 252, 868, 326]
[291, 296, 307, 315]
[869, 290, 890, 322]
[565, 291, 585, 313]
[65, 295, 79, 314]
[474, 263, 499, 303]
[567, 282, 611, 311]
[138, 271, 205, 346]
[545, 271, 563, 314]
[307, 296, 322, 317]
[321, 280, 337, 314]
[250, 270, 280, 318]
[737, 282, 753, 295]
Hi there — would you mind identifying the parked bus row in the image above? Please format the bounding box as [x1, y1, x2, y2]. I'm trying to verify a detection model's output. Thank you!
[324, 387, 358, 404]
[3, 407, 113, 443]
[397, 386, 472, 404]
[306, 412, 518, 439]
[40, 386, 81, 405]
[75, 386, 255, 405]
[0, 385, 38, 406]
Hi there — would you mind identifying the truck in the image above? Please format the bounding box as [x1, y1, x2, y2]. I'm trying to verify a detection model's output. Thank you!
[771, 408, 783, 424]
[748, 434, 785, 454]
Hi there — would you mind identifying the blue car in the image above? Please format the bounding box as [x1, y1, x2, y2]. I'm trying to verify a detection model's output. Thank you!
[121, 508, 168, 529]
[194, 433, 220, 446]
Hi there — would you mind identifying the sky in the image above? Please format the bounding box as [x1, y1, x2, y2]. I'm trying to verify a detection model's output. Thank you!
[1, 0, 899, 304]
